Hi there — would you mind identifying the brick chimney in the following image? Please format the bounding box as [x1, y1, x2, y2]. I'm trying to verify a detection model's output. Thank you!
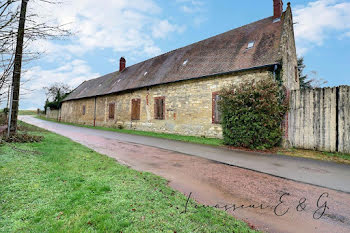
[273, 0, 283, 19]
[119, 57, 126, 72]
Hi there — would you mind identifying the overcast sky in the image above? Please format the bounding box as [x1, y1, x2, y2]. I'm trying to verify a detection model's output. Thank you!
[3, 0, 350, 110]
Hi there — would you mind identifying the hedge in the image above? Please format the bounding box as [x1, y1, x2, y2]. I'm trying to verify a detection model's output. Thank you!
[219, 79, 288, 150]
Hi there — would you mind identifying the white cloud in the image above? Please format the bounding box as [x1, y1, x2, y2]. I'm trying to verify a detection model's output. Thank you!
[152, 20, 185, 39]
[193, 16, 207, 27]
[294, 0, 350, 54]
[28, 0, 184, 59]
[177, 0, 204, 14]
[19, 60, 100, 110]
[7, 0, 189, 109]
[175, 0, 207, 27]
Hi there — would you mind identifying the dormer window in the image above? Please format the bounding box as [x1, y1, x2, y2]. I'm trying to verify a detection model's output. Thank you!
[247, 41, 255, 49]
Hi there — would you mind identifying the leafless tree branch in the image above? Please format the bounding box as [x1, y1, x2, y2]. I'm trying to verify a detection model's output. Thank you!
[0, 0, 72, 107]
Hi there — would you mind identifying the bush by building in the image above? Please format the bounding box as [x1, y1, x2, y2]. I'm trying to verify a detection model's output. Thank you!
[219, 79, 288, 150]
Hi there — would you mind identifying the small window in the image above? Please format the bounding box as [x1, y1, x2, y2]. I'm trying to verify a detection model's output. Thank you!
[183, 59, 188, 66]
[131, 99, 141, 121]
[295, 66, 299, 82]
[154, 97, 165, 120]
[109, 103, 115, 119]
[82, 105, 86, 115]
[212, 92, 222, 124]
[247, 41, 255, 49]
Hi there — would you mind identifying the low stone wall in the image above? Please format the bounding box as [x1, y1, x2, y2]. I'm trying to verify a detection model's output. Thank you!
[288, 86, 350, 153]
[46, 109, 60, 120]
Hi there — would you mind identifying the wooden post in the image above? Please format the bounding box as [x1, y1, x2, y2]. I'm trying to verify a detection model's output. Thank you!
[9, 0, 29, 135]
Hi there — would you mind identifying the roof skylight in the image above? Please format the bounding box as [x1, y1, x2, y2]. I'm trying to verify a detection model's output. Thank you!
[144, 71, 148, 76]
[183, 59, 188, 66]
[247, 41, 255, 49]
[273, 18, 281, 23]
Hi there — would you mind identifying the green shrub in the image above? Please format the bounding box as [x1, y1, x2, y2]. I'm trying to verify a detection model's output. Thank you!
[219, 79, 288, 150]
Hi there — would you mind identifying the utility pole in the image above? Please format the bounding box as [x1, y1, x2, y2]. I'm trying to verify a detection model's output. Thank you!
[8, 0, 29, 136]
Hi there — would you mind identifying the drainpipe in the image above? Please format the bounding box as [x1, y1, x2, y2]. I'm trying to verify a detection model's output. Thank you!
[273, 64, 278, 81]
[93, 97, 97, 127]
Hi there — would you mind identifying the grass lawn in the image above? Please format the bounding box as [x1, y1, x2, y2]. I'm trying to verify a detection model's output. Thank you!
[279, 148, 350, 165]
[35, 116, 350, 165]
[0, 121, 256, 233]
[18, 110, 37, 115]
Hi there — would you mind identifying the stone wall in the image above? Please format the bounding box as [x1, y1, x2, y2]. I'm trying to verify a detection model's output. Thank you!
[279, 4, 299, 91]
[288, 86, 350, 153]
[61, 69, 273, 138]
[46, 109, 60, 120]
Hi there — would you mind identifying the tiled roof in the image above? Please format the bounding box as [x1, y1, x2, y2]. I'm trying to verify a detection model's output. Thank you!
[64, 15, 283, 101]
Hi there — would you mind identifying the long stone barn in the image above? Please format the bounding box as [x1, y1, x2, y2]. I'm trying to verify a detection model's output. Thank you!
[61, 0, 299, 138]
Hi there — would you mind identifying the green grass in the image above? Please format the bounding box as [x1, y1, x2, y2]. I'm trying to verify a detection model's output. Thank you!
[18, 110, 37, 115]
[0, 121, 256, 233]
[35, 116, 224, 146]
[279, 148, 350, 165]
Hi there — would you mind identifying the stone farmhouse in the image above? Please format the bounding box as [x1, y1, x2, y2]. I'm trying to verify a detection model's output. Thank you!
[61, 0, 299, 138]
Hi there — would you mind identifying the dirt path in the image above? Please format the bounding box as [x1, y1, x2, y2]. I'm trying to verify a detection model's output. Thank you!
[21, 116, 350, 233]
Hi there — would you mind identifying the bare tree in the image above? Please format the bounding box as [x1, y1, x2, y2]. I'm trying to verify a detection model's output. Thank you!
[307, 71, 328, 88]
[0, 1, 18, 103]
[44, 82, 71, 102]
[0, 0, 71, 134]
[0, 0, 71, 98]
[298, 57, 328, 89]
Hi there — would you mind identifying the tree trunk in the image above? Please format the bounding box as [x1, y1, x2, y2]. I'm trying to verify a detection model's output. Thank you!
[9, 0, 28, 134]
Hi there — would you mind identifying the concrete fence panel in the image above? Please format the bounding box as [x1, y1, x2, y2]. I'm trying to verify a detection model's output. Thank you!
[338, 86, 350, 153]
[287, 86, 350, 153]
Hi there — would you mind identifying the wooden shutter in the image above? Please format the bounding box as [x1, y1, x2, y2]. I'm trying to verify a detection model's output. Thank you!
[154, 97, 165, 120]
[154, 99, 159, 119]
[212, 93, 221, 124]
[109, 103, 115, 119]
[131, 99, 141, 120]
[159, 98, 164, 120]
